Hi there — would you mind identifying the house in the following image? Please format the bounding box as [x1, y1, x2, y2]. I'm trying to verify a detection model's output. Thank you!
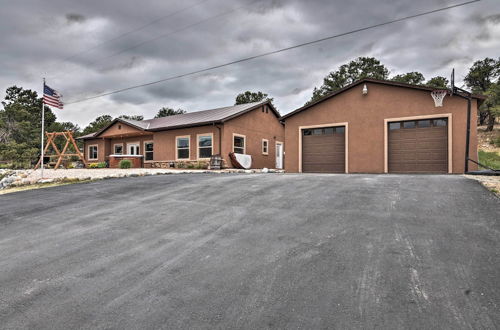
[79, 101, 285, 169]
[280, 78, 485, 174]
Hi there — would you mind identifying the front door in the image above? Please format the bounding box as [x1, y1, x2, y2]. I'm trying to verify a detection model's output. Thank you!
[276, 142, 283, 169]
[128, 143, 140, 155]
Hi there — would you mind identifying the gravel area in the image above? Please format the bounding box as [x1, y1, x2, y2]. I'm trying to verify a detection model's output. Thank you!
[26, 168, 279, 181]
[464, 174, 500, 195]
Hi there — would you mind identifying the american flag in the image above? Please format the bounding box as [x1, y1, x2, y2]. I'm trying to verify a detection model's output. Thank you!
[43, 84, 63, 109]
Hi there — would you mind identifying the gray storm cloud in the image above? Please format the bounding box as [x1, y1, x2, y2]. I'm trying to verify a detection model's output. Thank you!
[1, 0, 499, 126]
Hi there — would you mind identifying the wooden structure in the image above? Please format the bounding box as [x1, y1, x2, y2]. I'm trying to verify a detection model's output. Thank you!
[35, 131, 87, 170]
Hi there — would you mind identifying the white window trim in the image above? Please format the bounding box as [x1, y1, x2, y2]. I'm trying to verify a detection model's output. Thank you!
[113, 143, 123, 155]
[197, 133, 214, 160]
[262, 139, 269, 155]
[232, 133, 246, 154]
[384, 113, 452, 174]
[143, 140, 154, 162]
[88, 144, 98, 161]
[298, 122, 349, 173]
[127, 142, 140, 155]
[176, 135, 191, 161]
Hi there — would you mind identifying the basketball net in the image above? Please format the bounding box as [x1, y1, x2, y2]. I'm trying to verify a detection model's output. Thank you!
[431, 90, 447, 107]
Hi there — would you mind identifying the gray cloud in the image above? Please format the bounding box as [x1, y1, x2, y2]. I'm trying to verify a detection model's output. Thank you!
[1, 0, 499, 127]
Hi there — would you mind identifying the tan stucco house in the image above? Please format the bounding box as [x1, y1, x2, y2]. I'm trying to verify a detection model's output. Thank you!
[280, 79, 484, 174]
[79, 101, 285, 169]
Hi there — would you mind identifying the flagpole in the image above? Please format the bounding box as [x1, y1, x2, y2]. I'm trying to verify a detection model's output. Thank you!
[40, 78, 45, 179]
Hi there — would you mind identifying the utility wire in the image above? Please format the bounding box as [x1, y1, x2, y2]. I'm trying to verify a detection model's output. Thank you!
[51, 0, 259, 79]
[50, 0, 211, 69]
[66, 0, 481, 105]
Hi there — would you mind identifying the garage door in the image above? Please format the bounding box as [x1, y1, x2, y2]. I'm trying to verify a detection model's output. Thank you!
[302, 126, 345, 173]
[388, 118, 448, 173]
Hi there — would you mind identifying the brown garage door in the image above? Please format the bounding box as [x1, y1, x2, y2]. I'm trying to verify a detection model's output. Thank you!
[302, 126, 345, 173]
[388, 118, 448, 173]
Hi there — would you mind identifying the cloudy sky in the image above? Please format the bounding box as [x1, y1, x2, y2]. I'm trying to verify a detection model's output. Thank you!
[2, 0, 499, 127]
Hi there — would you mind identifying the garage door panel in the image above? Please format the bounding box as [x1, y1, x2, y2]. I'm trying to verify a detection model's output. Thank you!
[388, 119, 448, 173]
[302, 127, 345, 173]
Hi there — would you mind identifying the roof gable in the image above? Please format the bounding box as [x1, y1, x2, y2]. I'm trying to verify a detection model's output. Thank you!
[280, 78, 485, 120]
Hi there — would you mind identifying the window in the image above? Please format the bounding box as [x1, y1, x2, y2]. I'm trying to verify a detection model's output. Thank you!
[198, 134, 213, 159]
[88, 145, 98, 160]
[144, 142, 154, 161]
[389, 122, 401, 130]
[233, 134, 245, 154]
[433, 119, 447, 127]
[114, 144, 123, 155]
[417, 120, 431, 128]
[128, 143, 139, 155]
[335, 126, 345, 134]
[403, 121, 416, 129]
[262, 139, 269, 155]
[177, 136, 190, 160]
[303, 129, 312, 136]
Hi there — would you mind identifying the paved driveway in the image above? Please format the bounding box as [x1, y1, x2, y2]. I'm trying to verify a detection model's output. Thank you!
[0, 174, 499, 329]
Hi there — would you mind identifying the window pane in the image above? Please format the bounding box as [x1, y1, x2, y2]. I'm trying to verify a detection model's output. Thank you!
[335, 126, 345, 134]
[145, 152, 153, 161]
[234, 147, 245, 154]
[389, 122, 400, 130]
[433, 119, 447, 127]
[313, 129, 322, 135]
[199, 147, 212, 158]
[403, 121, 416, 128]
[417, 120, 431, 128]
[178, 149, 189, 159]
[177, 137, 189, 148]
[324, 127, 334, 135]
[234, 136, 245, 148]
[303, 129, 312, 136]
[199, 136, 212, 147]
[114, 145, 122, 154]
[145, 143, 153, 152]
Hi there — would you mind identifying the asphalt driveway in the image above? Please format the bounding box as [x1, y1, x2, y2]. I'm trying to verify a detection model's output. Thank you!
[0, 174, 499, 329]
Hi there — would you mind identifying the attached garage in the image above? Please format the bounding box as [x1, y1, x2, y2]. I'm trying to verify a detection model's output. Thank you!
[387, 118, 449, 173]
[301, 126, 346, 173]
[281, 78, 484, 174]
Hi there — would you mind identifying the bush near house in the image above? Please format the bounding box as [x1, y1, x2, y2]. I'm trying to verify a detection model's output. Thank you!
[478, 150, 500, 170]
[119, 159, 132, 169]
[88, 163, 99, 168]
[97, 162, 107, 168]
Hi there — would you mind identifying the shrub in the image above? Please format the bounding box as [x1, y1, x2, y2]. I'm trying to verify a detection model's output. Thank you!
[176, 161, 186, 169]
[119, 159, 132, 169]
[187, 163, 195, 169]
[194, 161, 208, 169]
[97, 162, 107, 168]
[88, 163, 99, 168]
[67, 163, 75, 169]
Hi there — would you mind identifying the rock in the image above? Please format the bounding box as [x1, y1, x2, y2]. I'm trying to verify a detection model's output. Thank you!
[21, 178, 30, 184]
[262, 168, 269, 173]
[38, 179, 54, 184]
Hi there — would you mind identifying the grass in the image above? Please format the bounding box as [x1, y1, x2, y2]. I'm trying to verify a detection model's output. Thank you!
[478, 150, 500, 170]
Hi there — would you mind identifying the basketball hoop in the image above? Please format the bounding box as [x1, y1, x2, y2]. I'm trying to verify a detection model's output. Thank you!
[431, 90, 447, 107]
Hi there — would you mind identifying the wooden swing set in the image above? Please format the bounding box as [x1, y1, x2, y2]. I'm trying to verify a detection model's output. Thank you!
[35, 131, 87, 170]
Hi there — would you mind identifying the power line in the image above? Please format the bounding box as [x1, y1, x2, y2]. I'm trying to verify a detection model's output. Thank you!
[51, 0, 259, 79]
[50, 0, 211, 70]
[66, 0, 481, 105]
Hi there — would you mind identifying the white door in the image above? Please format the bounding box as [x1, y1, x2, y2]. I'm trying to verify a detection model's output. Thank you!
[275, 142, 283, 169]
[128, 143, 139, 155]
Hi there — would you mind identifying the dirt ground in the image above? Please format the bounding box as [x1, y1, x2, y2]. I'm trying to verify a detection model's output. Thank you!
[478, 125, 500, 153]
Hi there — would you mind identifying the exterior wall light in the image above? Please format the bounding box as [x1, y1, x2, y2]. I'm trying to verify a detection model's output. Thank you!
[362, 84, 368, 95]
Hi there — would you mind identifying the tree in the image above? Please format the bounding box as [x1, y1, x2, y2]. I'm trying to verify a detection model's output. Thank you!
[483, 82, 500, 131]
[155, 107, 186, 118]
[464, 57, 500, 129]
[118, 115, 144, 121]
[308, 57, 389, 104]
[425, 76, 449, 89]
[82, 115, 113, 136]
[235, 91, 273, 105]
[391, 72, 425, 85]
[0, 86, 58, 168]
